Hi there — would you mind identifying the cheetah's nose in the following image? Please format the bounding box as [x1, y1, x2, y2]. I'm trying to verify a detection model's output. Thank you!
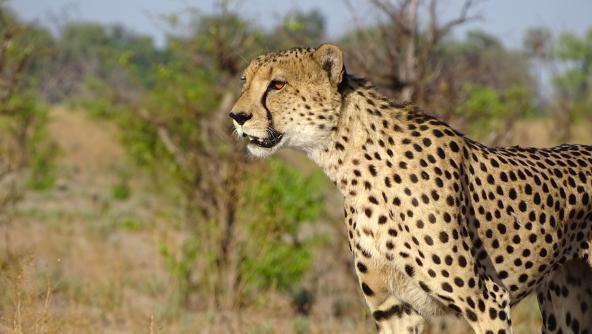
[229, 111, 252, 125]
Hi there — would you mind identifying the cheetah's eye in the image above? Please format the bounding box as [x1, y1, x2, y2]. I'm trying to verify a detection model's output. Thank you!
[269, 80, 286, 90]
[240, 75, 246, 82]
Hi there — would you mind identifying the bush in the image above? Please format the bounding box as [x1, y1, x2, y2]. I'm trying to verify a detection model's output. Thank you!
[0, 7, 57, 192]
[238, 159, 326, 298]
[457, 83, 533, 143]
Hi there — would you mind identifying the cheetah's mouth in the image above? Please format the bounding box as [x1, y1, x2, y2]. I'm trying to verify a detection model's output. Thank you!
[243, 129, 284, 149]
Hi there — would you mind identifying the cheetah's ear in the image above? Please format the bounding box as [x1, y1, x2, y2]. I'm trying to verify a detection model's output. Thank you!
[313, 44, 344, 86]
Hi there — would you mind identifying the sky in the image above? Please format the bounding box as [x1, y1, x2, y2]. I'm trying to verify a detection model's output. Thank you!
[9, 0, 592, 48]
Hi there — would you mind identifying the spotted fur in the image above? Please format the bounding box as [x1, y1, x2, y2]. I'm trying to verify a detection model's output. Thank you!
[230, 44, 592, 334]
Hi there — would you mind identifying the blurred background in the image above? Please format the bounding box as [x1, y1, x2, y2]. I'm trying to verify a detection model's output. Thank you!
[1, 0, 591, 333]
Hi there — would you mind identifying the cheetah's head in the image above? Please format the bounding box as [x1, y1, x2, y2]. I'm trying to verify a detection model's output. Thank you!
[230, 44, 345, 158]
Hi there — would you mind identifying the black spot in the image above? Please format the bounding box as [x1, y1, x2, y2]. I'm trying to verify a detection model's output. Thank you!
[547, 314, 557, 330]
[449, 141, 460, 152]
[356, 262, 368, 273]
[372, 304, 403, 321]
[419, 281, 431, 293]
[488, 308, 497, 320]
[437, 148, 446, 159]
[458, 256, 467, 267]
[445, 255, 453, 265]
[466, 309, 478, 322]
[361, 282, 374, 296]
[405, 265, 415, 277]
[509, 189, 517, 200]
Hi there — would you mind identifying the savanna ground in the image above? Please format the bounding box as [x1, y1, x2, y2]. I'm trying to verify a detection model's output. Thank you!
[1, 107, 590, 333]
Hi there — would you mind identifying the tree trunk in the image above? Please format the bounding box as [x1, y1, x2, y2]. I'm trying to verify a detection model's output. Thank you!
[400, 0, 418, 102]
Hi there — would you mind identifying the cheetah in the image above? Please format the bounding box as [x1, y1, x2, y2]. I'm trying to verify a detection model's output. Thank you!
[229, 44, 592, 334]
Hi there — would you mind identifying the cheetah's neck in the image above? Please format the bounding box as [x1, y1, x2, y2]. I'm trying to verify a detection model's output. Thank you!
[307, 78, 407, 194]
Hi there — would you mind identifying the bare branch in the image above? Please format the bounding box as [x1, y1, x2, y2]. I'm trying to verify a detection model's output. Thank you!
[343, 0, 393, 75]
[368, 0, 413, 35]
[428, 0, 438, 40]
[439, 0, 482, 38]
[400, 0, 418, 101]
[136, 108, 191, 170]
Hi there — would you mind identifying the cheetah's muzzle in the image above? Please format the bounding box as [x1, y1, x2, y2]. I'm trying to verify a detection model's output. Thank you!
[245, 128, 283, 148]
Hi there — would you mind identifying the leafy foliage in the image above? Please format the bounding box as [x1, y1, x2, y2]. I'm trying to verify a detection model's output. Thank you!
[0, 5, 57, 192]
[457, 84, 533, 141]
[238, 160, 326, 295]
[553, 28, 592, 116]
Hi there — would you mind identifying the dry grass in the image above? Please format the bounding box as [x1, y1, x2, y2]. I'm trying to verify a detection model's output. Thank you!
[1, 108, 590, 333]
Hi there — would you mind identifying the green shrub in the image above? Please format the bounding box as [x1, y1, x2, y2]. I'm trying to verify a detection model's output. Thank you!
[457, 83, 533, 141]
[238, 159, 326, 298]
[0, 7, 57, 192]
[0, 88, 57, 191]
[25, 100, 58, 191]
[111, 174, 131, 200]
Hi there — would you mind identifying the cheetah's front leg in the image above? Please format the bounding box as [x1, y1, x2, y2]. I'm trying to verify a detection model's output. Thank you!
[352, 252, 426, 333]
[372, 296, 426, 334]
[460, 277, 514, 334]
[354, 269, 426, 334]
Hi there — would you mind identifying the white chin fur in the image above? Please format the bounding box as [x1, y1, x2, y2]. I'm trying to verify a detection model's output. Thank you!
[247, 143, 275, 158]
